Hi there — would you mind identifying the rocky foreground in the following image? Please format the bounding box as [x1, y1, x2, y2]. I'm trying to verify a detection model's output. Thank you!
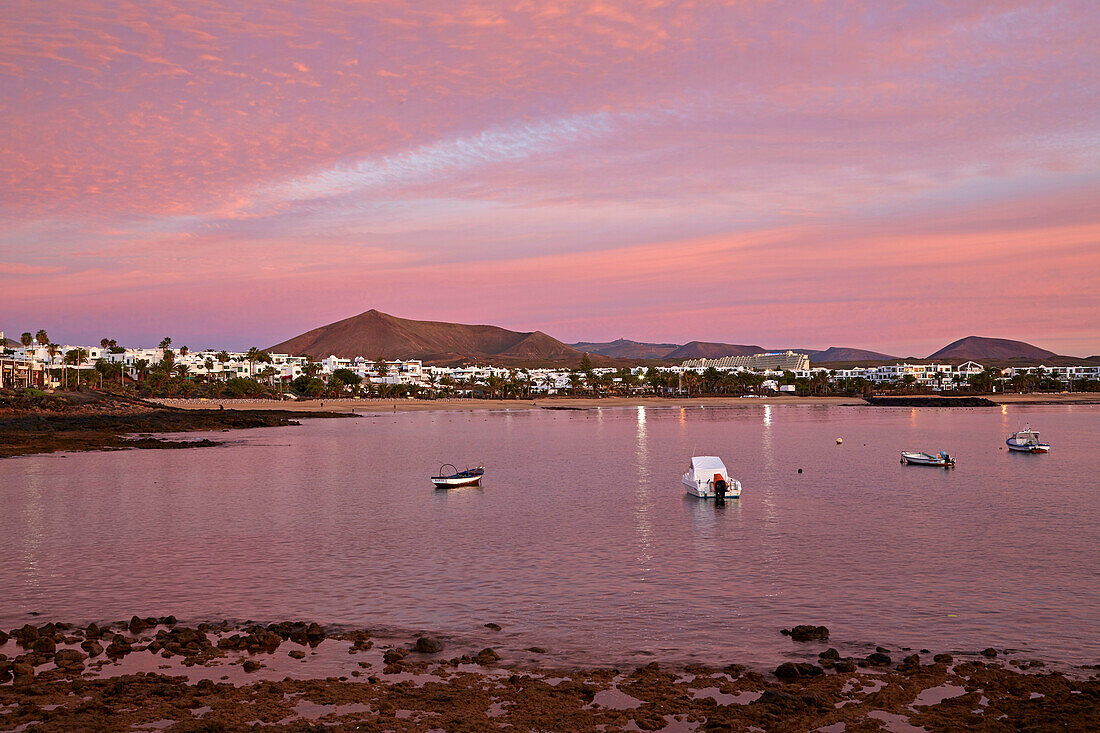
[1, 619, 1096, 731]
[0, 391, 349, 458]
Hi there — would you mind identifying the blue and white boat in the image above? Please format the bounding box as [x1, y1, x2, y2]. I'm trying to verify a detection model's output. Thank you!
[1006, 427, 1050, 453]
[431, 464, 484, 488]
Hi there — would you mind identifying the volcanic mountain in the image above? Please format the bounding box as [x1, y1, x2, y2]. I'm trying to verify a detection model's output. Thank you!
[268, 310, 586, 365]
[570, 339, 680, 360]
[927, 336, 1057, 362]
[664, 341, 765, 360]
[804, 346, 898, 363]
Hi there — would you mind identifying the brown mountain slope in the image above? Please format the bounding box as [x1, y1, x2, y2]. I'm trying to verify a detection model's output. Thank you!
[268, 310, 587, 365]
[928, 336, 1058, 361]
[570, 339, 680, 359]
[665, 341, 764, 360]
[805, 346, 897, 362]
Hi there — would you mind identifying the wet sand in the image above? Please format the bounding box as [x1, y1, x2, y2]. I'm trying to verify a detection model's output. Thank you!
[1, 618, 1095, 731]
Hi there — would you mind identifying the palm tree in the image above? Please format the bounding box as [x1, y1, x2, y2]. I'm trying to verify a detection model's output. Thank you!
[20, 332, 32, 350]
[245, 347, 271, 378]
[159, 337, 172, 350]
[46, 343, 60, 387]
[133, 359, 150, 386]
[35, 330, 49, 349]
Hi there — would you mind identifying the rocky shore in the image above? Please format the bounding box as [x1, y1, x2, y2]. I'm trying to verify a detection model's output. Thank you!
[0, 391, 350, 458]
[1, 618, 1095, 731]
[864, 396, 998, 407]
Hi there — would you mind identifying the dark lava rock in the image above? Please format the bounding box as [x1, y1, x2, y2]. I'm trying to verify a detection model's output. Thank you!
[160, 615, 177, 626]
[383, 648, 408, 664]
[414, 637, 444, 654]
[54, 649, 86, 671]
[0, 630, 8, 645]
[12, 661, 34, 685]
[981, 647, 998, 658]
[876, 646, 890, 653]
[866, 652, 892, 666]
[527, 647, 548, 653]
[16, 624, 39, 647]
[484, 623, 502, 631]
[33, 636, 56, 654]
[81, 640, 104, 657]
[775, 662, 823, 681]
[898, 654, 921, 672]
[85, 623, 101, 639]
[933, 653, 953, 665]
[474, 648, 501, 665]
[242, 660, 261, 673]
[834, 659, 857, 673]
[758, 689, 829, 712]
[288, 650, 306, 659]
[128, 615, 150, 634]
[106, 634, 133, 657]
[305, 622, 326, 642]
[781, 625, 829, 641]
[819, 647, 840, 660]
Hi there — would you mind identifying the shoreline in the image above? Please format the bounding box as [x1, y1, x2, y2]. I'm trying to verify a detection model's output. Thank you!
[149, 392, 1100, 414]
[1, 617, 1095, 731]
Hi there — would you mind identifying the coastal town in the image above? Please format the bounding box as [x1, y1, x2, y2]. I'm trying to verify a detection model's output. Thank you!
[3, 330, 1098, 396]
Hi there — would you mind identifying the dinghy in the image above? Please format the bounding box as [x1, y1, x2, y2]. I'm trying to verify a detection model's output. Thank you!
[901, 451, 956, 467]
[431, 464, 484, 488]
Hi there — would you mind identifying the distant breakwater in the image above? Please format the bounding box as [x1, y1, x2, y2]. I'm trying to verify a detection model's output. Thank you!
[864, 396, 997, 407]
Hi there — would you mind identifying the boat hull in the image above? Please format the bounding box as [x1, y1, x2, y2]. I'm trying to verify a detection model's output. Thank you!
[682, 475, 742, 498]
[431, 475, 482, 488]
[1006, 441, 1050, 453]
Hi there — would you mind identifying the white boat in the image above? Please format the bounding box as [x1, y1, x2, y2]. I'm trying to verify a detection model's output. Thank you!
[901, 451, 955, 467]
[1006, 427, 1050, 453]
[430, 464, 484, 488]
[682, 456, 741, 498]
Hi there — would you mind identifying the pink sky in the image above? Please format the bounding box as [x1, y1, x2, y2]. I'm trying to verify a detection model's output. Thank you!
[1, 1, 1098, 356]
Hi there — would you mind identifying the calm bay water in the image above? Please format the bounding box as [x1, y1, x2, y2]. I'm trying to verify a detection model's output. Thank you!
[2, 403, 1098, 668]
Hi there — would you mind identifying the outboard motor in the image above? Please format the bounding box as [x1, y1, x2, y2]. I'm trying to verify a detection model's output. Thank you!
[714, 476, 727, 504]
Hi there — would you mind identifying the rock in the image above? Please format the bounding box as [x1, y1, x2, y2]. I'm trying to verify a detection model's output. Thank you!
[305, 622, 325, 643]
[55, 649, 86, 671]
[981, 647, 998, 658]
[875, 646, 890, 653]
[383, 648, 408, 664]
[866, 652, 891, 666]
[128, 616, 149, 634]
[0, 630, 8, 645]
[774, 662, 801, 680]
[16, 624, 39, 647]
[106, 634, 133, 658]
[484, 623, 502, 631]
[160, 616, 177, 626]
[12, 661, 34, 685]
[81, 640, 104, 657]
[414, 637, 443, 654]
[933, 653, 953, 665]
[781, 625, 829, 641]
[834, 659, 857, 673]
[33, 636, 56, 654]
[898, 654, 921, 672]
[242, 660, 261, 673]
[818, 648, 840, 660]
[288, 650, 306, 659]
[527, 647, 547, 653]
[474, 648, 500, 665]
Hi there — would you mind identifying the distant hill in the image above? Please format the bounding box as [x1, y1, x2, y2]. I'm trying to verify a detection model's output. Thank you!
[805, 346, 898, 363]
[570, 339, 679, 360]
[928, 336, 1058, 362]
[268, 310, 587, 366]
[665, 341, 765, 360]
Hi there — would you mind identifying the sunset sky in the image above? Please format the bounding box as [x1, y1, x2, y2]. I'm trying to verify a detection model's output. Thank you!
[2, 1, 1098, 356]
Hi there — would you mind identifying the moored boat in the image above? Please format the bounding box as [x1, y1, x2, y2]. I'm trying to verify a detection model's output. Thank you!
[1006, 426, 1050, 453]
[901, 451, 956, 467]
[682, 456, 741, 498]
[431, 464, 484, 488]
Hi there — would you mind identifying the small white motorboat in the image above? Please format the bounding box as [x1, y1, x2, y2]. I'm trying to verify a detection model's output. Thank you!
[1006, 426, 1050, 453]
[431, 464, 484, 488]
[901, 451, 956, 468]
[682, 456, 741, 498]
